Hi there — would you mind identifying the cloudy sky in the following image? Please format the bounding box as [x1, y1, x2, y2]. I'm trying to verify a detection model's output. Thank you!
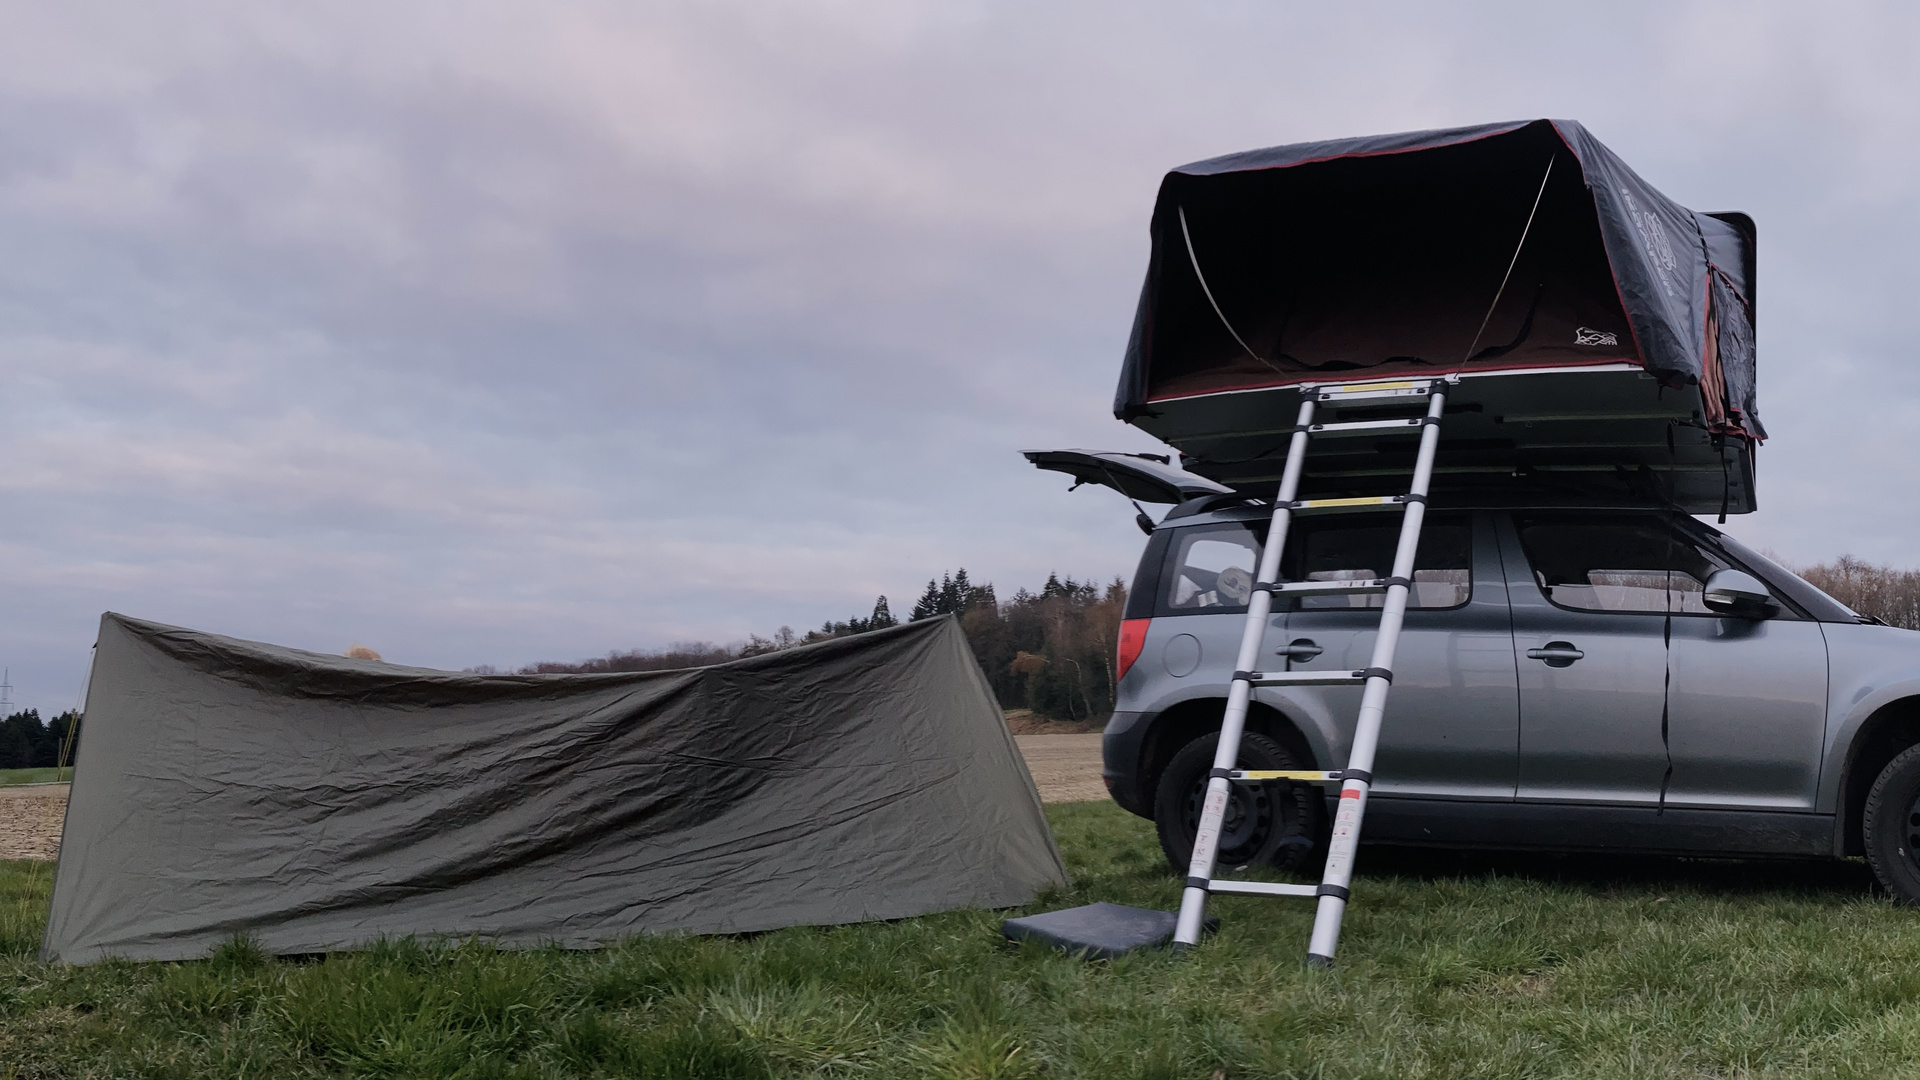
[4, 2, 1919, 713]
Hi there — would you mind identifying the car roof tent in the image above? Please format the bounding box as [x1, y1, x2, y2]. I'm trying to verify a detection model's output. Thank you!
[1114, 119, 1762, 514]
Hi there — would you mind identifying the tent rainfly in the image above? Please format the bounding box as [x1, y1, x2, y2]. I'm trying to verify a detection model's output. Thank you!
[1115, 119, 1763, 514]
[42, 614, 1067, 964]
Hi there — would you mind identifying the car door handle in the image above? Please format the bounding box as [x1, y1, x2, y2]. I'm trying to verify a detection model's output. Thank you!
[1526, 641, 1585, 666]
[1278, 639, 1324, 661]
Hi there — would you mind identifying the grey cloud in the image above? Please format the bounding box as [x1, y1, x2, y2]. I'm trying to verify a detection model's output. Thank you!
[5, 2, 1920, 712]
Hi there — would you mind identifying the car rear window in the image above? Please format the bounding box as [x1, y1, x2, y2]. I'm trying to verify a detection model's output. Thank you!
[1165, 523, 1262, 612]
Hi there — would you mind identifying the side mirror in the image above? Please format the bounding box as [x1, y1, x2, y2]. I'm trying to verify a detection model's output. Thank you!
[1702, 569, 1780, 619]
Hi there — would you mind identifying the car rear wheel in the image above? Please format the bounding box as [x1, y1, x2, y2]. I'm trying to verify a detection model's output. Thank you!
[1154, 731, 1324, 877]
[1863, 744, 1920, 904]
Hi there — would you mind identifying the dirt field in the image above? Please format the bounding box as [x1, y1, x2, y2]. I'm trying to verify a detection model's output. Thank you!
[0, 785, 66, 861]
[0, 735, 1106, 862]
[1013, 732, 1106, 803]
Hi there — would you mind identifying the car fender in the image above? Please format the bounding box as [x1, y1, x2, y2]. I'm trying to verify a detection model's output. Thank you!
[1821, 621, 1920, 819]
[1125, 678, 1342, 774]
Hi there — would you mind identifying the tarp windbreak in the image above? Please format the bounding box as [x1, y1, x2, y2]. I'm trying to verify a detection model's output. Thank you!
[43, 614, 1067, 964]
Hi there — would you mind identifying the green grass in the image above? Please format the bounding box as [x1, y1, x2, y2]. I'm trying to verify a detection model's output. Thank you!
[0, 767, 70, 786]
[3, 803, 1919, 1078]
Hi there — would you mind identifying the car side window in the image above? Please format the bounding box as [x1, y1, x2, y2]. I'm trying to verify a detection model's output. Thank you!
[1516, 514, 1733, 615]
[1284, 514, 1472, 610]
[1164, 523, 1261, 612]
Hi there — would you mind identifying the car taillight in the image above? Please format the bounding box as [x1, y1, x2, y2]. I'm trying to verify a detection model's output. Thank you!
[1116, 618, 1150, 682]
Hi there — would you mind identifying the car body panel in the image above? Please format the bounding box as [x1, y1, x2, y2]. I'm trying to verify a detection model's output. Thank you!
[1817, 621, 1920, 816]
[1363, 799, 1832, 856]
[1281, 512, 1518, 802]
[1498, 517, 1671, 804]
[1095, 494, 1920, 861]
[1666, 616, 1828, 810]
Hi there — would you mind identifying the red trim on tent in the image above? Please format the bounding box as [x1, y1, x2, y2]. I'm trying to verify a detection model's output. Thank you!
[1142, 356, 1641, 406]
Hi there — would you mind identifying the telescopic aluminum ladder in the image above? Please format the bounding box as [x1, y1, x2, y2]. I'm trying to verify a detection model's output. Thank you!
[1172, 375, 1454, 966]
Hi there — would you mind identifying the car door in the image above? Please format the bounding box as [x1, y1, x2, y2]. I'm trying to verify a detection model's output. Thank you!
[1504, 511, 1829, 811]
[1274, 510, 1518, 801]
[1503, 513, 1673, 805]
[1663, 527, 1828, 810]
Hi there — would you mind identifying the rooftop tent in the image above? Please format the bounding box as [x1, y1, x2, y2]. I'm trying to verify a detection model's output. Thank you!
[43, 614, 1067, 964]
[1115, 119, 1763, 514]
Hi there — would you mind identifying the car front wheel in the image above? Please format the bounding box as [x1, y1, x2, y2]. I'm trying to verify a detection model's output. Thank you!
[1153, 730, 1324, 877]
[1863, 744, 1920, 904]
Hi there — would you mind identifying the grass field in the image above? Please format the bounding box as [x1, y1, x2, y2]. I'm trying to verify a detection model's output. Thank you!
[0, 767, 70, 786]
[5, 802, 1920, 1078]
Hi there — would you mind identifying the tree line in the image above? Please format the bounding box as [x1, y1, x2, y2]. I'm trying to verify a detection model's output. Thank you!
[0, 710, 82, 770]
[512, 552, 1920, 723]
[519, 570, 1128, 722]
[8, 554, 1909, 747]
[1798, 556, 1920, 629]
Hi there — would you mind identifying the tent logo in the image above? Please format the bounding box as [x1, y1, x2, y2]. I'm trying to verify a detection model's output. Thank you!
[1620, 189, 1680, 299]
[1574, 326, 1618, 347]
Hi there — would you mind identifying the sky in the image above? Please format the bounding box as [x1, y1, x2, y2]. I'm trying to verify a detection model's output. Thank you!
[5, 1, 1920, 714]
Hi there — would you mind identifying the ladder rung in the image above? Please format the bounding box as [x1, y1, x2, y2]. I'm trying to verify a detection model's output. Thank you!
[1266, 578, 1389, 597]
[1207, 880, 1319, 898]
[1291, 496, 1408, 514]
[1240, 670, 1367, 687]
[1312, 380, 1433, 405]
[1228, 769, 1342, 783]
[1306, 418, 1427, 437]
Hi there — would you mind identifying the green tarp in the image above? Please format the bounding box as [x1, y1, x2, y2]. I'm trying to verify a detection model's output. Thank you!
[43, 614, 1066, 964]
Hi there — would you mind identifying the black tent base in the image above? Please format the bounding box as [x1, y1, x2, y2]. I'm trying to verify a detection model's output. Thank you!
[1002, 903, 1217, 960]
[1134, 366, 1761, 516]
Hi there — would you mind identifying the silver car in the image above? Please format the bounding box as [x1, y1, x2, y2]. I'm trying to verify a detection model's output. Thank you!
[1029, 450, 1920, 903]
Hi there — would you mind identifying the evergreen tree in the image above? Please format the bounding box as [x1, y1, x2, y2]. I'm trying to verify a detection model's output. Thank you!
[937, 572, 962, 616]
[0, 709, 39, 770]
[47, 710, 80, 768]
[869, 596, 896, 629]
[914, 571, 981, 619]
[910, 578, 941, 621]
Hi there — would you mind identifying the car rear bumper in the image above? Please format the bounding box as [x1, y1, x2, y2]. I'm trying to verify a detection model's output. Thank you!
[1101, 711, 1152, 817]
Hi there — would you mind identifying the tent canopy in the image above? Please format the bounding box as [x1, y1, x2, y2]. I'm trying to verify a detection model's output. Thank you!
[1112, 120, 1763, 514]
[43, 614, 1066, 964]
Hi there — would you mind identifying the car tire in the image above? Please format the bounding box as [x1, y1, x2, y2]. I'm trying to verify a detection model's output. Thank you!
[1864, 744, 1920, 904]
[1154, 730, 1325, 877]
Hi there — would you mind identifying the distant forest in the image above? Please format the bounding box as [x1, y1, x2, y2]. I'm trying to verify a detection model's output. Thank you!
[0, 710, 82, 770]
[509, 554, 1920, 723]
[519, 570, 1128, 722]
